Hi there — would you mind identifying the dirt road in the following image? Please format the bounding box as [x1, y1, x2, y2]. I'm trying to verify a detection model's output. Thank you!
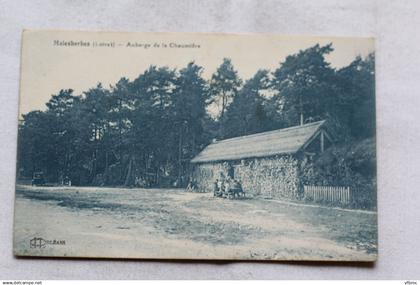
[13, 185, 377, 261]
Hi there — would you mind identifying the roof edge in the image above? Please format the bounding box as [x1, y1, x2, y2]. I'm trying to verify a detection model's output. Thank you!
[191, 120, 328, 164]
[191, 150, 296, 164]
[211, 120, 326, 145]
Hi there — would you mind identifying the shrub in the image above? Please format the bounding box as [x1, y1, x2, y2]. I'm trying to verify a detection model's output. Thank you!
[300, 138, 376, 209]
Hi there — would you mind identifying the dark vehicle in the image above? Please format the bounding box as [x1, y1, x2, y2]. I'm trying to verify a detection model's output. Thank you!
[31, 172, 45, 186]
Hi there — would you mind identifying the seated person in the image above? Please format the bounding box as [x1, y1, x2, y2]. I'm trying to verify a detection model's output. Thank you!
[213, 179, 222, 197]
[231, 179, 245, 198]
[224, 178, 232, 198]
[186, 179, 196, 192]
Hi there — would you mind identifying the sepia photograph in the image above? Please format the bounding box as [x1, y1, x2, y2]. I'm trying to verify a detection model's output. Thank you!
[14, 30, 377, 261]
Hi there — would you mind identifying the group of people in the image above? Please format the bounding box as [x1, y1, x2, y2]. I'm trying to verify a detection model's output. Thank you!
[213, 177, 245, 199]
[185, 174, 245, 199]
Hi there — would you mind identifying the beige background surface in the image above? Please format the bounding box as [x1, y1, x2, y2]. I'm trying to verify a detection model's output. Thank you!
[1, 0, 420, 279]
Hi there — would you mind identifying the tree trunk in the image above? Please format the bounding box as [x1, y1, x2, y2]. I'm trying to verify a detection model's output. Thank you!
[124, 156, 134, 186]
[177, 124, 183, 184]
[221, 94, 226, 121]
[219, 93, 227, 138]
[104, 151, 109, 185]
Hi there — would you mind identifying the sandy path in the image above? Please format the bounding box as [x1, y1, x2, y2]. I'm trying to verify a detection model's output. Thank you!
[13, 185, 377, 261]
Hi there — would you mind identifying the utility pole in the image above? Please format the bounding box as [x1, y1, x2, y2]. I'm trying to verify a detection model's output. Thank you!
[299, 94, 304, 125]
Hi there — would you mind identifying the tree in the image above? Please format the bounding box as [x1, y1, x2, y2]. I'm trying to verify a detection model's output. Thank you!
[77, 83, 112, 184]
[17, 111, 53, 179]
[208, 58, 242, 136]
[129, 66, 177, 186]
[45, 89, 80, 182]
[271, 44, 336, 127]
[223, 69, 271, 138]
[172, 62, 209, 183]
[45, 89, 78, 117]
[103, 77, 133, 185]
[335, 53, 375, 138]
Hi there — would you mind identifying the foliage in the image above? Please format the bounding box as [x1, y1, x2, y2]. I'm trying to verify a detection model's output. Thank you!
[271, 44, 336, 127]
[300, 138, 377, 209]
[208, 58, 242, 136]
[222, 70, 271, 138]
[335, 53, 376, 138]
[17, 45, 376, 191]
[271, 44, 375, 140]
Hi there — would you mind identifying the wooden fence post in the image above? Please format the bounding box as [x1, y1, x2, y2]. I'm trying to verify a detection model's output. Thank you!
[303, 185, 352, 206]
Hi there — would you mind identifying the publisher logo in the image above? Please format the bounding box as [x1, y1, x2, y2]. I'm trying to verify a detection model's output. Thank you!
[29, 237, 46, 248]
[29, 237, 65, 248]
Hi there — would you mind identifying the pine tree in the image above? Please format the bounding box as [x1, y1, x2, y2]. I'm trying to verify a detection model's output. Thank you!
[272, 44, 336, 127]
[223, 69, 270, 138]
[208, 58, 242, 137]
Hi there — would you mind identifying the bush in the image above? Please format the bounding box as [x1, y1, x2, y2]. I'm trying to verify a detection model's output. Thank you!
[300, 138, 376, 209]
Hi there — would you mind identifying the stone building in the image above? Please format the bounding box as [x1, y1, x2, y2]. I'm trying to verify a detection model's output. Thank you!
[190, 120, 333, 199]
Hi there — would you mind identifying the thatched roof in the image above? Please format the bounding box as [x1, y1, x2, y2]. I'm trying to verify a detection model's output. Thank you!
[191, 120, 327, 163]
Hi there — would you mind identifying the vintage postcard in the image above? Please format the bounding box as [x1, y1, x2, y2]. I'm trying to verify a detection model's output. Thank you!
[14, 30, 377, 261]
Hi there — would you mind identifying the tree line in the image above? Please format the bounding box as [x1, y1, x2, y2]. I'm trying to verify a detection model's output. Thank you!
[17, 43, 375, 187]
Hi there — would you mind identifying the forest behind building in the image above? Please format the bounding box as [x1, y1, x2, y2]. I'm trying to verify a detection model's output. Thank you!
[17, 43, 376, 197]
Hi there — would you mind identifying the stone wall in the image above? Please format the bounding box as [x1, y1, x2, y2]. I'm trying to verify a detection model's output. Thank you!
[193, 162, 228, 192]
[192, 155, 300, 199]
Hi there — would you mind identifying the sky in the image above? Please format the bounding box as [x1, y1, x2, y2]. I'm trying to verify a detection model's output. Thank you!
[19, 30, 374, 116]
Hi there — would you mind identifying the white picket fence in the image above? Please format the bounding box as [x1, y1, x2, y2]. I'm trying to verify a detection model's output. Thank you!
[303, 185, 351, 205]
